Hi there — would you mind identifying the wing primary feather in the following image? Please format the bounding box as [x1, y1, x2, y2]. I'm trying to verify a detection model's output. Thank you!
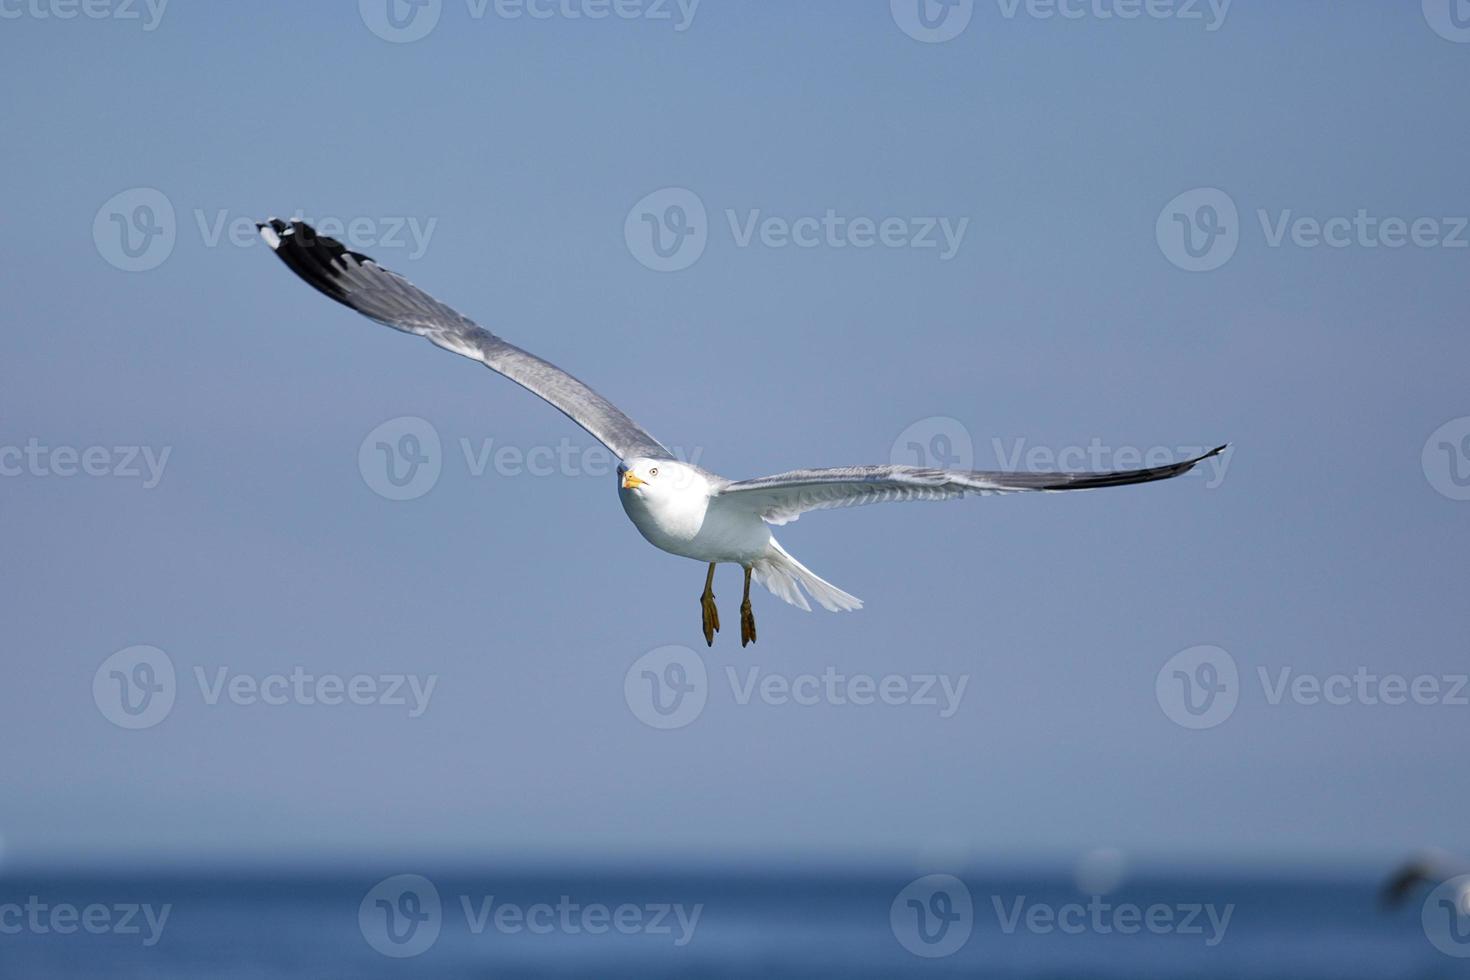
[256, 218, 671, 462]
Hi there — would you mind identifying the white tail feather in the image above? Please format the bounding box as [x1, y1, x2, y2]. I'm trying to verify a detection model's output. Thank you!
[751, 540, 863, 613]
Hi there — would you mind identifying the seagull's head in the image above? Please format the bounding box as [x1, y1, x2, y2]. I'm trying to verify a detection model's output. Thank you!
[619, 458, 704, 501]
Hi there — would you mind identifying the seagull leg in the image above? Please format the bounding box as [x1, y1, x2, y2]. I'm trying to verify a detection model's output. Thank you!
[740, 565, 757, 648]
[699, 562, 720, 647]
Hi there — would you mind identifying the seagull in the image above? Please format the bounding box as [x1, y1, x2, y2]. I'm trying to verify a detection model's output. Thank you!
[256, 218, 1225, 647]
[1381, 849, 1470, 911]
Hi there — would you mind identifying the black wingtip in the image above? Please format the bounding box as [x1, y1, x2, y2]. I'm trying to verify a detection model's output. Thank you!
[255, 218, 370, 306]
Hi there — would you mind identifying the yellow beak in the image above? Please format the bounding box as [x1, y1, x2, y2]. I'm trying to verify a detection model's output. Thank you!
[622, 471, 645, 490]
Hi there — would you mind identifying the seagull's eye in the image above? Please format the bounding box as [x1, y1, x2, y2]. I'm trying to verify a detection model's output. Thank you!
[649, 467, 658, 477]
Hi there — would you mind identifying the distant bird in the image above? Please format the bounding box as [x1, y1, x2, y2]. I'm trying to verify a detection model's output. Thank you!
[1382, 849, 1470, 910]
[257, 218, 1225, 647]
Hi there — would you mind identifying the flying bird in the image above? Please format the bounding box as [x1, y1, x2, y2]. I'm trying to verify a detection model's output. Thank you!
[256, 218, 1224, 647]
[1381, 849, 1470, 911]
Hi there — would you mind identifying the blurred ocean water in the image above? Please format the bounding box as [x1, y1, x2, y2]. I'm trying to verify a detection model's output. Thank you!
[0, 869, 1461, 978]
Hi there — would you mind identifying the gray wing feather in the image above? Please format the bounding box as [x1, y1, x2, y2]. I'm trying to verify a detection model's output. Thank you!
[257, 219, 672, 462]
[716, 446, 1227, 525]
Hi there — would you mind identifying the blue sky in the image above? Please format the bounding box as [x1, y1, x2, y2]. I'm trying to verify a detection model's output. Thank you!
[1, 1, 1467, 872]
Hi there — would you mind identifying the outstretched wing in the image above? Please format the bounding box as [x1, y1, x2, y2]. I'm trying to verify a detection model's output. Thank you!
[715, 446, 1227, 526]
[256, 219, 672, 462]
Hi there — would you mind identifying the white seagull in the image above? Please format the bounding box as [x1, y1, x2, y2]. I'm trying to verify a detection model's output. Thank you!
[257, 218, 1225, 647]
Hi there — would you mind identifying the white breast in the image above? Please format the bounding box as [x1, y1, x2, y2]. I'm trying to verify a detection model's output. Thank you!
[619, 479, 772, 564]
